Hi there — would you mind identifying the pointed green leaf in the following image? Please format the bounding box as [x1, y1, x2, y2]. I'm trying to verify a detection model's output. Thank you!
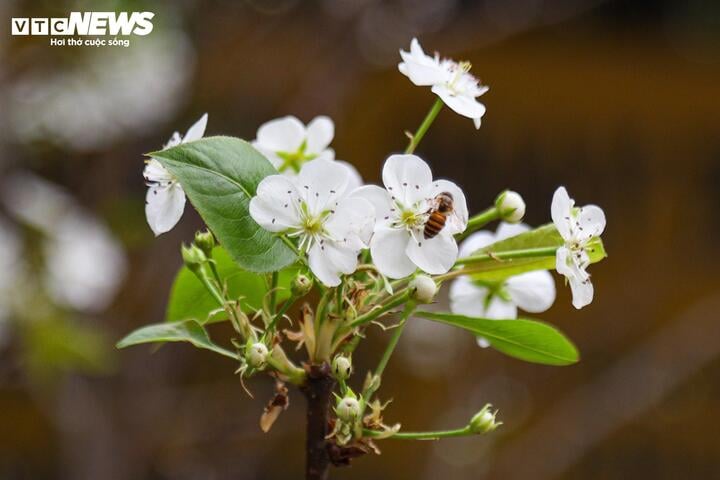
[166, 246, 296, 323]
[150, 136, 296, 272]
[416, 311, 579, 366]
[464, 224, 606, 282]
[116, 320, 237, 359]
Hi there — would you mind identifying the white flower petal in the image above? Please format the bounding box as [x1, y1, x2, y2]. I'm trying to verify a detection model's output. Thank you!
[506, 270, 556, 313]
[432, 85, 486, 119]
[556, 246, 593, 309]
[309, 241, 360, 287]
[382, 154, 433, 207]
[256, 116, 306, 153]
[325, 197, 375, 247]
[551, 187, 573, 240]
[425, 179, 468, 234]
[576, 205, 606, 243]
[484, 296, 518, 319]
[458, 231, 496, 257]
[449, 276, 490, 317]
[145, 183, 186, 236]
[336, 161, 364, 191]
[371, 227, 416, 279]
[569, 273, 594, 309]
[297, 159, 349, 215]
[398, 39, 448, 86]
[305, 116, 334, 154]
[406, 231, 457, 275]
[249, 175, 301, 232]
[183, 113, 208, 143]
[351, 185, 393, 225]
[252, 144, 284, 170]
[143, 159, 173, 183]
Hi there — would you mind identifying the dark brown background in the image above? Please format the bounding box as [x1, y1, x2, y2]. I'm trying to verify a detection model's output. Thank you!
[1, 0, 719, 478]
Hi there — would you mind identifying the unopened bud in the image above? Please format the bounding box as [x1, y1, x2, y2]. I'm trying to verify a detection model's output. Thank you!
[246, 342, 269, 369]
[332, 355, 353, 381]
[495, 190, 525, 223]
[336, 396, 361, 422]
[469, 404, 502, 434]
[291, 273, 313, 297]
[181, 243, 207, 271]
[194, 230, 215, 256]
[409, 275, 437, 303]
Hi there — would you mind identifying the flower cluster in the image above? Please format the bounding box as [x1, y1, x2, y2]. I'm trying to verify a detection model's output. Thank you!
[127, 37, 611, 475]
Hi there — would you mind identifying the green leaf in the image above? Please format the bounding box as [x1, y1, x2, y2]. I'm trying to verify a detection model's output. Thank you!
[166, 246, 295, 323]
[416, 311, 579, 366]
[150, 136, 297, 272]
[116, 320, 237, 359]
[467, 224, 606, 282]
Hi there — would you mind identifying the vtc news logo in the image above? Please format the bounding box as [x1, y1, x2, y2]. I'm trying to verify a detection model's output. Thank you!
[11, 11, 154, 36]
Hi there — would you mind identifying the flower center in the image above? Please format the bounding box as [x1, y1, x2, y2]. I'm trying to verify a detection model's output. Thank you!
[448, 60, 472, 93]
[277, 140, 316, 173]
[398, 208, 425, 230]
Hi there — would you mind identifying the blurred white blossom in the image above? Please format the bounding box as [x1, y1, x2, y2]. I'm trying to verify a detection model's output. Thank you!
[450, 223, 556, 347]
[2, 172, 126, 312]
[6, 32, 194, 151]
[252, 116, 363, 189]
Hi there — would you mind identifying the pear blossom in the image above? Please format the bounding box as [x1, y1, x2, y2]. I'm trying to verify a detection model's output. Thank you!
[399, 38, 489, 129]
[450, 223, 556, 347]
[252, 115, 363, 189]
[551, 186, 606, 309]
[249, 159, 374, 287]
[355, 154, 468, 278]
[144, 113, 208, 236]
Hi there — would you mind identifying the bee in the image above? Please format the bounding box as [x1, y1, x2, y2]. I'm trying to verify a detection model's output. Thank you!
[424, 192, 455, 239]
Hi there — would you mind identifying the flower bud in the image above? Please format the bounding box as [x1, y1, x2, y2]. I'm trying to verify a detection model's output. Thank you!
[193, 230, 215, 256]
[469, 404, 502, 434]
[291, 273, 313, 297]
[246, 342, 269, 369]
[332, 355, 353, 381]
[409, 275, 437, 304]
[181, 243, 207, 271]
[495, 190, 525, 223]
[336, 396, 361, 422]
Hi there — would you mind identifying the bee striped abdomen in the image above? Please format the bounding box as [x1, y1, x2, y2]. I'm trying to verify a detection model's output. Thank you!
[424, 212, 447, 239]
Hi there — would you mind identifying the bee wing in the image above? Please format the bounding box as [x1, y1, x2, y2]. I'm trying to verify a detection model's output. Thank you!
[445, 210, 466, 234]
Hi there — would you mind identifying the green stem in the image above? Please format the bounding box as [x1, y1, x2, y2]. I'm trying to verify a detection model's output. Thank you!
[456, 207, 501, 242]
[269, 271, 279, 313]
[363, 426, 472, 440]
[191, 266, 225, 307]
[267, 294, 298, 332]
[455, 246, 558, 266]
[374, 303, 414, 380]
[405, 98, 444, 154]
[360, 303, 415, 414]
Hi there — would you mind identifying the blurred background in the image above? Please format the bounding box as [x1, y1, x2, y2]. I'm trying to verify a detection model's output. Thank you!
[1, 0, 719, 478]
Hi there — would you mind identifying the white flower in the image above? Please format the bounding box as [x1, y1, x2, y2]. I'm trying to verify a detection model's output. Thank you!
[252, 115, 363, 189]
[144, 113, 208, 236]
[249, 159, 374, 287]
[355, 154, 468, 279]
[399, 38, 489, 129]
[450, 223, 556, 347]
[551, 186, 606, 309]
